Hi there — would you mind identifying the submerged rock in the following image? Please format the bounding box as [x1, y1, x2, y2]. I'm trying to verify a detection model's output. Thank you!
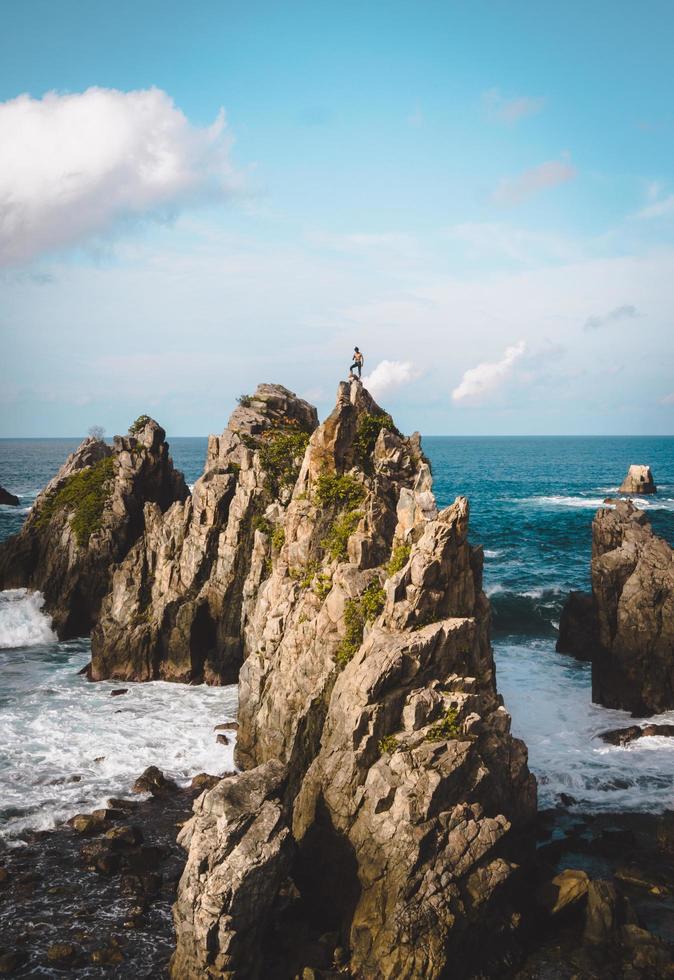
[619, 464, 657, 495]
[0, 421, 187, 638]
[0, 485, 19, 506]
[599, 724, 674, 746]
[558, 500, 674, 715]
[171, 380, 536, 980]
[91, 384, 318, 683]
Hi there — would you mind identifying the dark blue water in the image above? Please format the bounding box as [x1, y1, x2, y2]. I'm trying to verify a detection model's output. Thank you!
[1, 435, 673, 823]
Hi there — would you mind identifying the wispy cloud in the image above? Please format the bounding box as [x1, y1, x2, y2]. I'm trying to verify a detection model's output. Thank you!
[362, 359, 420, 397]
[584, 304, 638, 331]
[0, 86, 238, 266]
[492, 159, 576, 207]
[447, 222, 581, 264]
[482, 88, 545, 124]
[635, 193, 674, 219]
[452, 341, 526, 404]
[660, 391, 674, 405]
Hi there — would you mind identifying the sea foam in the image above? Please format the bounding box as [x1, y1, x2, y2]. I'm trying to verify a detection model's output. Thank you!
[0, 589, 57, 649]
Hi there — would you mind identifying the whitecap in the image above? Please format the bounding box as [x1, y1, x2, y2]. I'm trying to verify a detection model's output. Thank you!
[0, 589, 57, 649]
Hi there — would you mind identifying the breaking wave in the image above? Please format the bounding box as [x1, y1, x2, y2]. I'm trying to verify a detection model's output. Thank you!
[0, 589, 57, 648]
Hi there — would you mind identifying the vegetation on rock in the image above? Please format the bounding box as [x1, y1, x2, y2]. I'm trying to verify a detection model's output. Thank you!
[128, 415, 152, 435]
[336, 581, 385, 667]
[313, 471, 364, 509]
[37, 456, 116, 547]
[322, 510, 362, 561]
[237, 394, 253, 407]
[426, 708, 461, 742]
[259, 424, 310, 497]
[354, 412, 396, 467]
[385, 541, 411, 577]
[378, 734, 399, 755]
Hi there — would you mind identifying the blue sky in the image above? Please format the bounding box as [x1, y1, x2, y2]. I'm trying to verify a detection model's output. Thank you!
[1, 0, 673, 436]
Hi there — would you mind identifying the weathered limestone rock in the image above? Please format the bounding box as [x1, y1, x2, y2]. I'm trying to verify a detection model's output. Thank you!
[91, 384, 318, 682]
[591, 501, 674, 714]
[171, 762, 292, 980]
[557, 500, 674, 714]
[172, 381, 536, 980]
[0, 485, 19, 506]
[619, 464, 657, 495]
[0, 423, 187, 638]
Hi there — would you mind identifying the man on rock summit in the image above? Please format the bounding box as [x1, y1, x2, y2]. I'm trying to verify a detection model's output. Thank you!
[349, 346, 364, 380]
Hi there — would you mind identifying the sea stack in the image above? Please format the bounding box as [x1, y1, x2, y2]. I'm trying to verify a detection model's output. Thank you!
[0, 420, 188, 638]
[0, 485, 19, 506]
[619, 464, 657, 494]
[558, 500, 674, 715]
[170, 380, 536, 980]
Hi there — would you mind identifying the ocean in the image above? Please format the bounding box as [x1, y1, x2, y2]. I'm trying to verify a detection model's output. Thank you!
[1, 434, 673, 842]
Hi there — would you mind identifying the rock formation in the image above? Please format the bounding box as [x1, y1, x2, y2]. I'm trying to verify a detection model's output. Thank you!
[555, 590, 598, 659]
[0, 421, 187, 638]
[0, 485, 19, 506]
[558, 500, 674, 714]
[619, 464, 657, 495]
[91, 385, 318, 683]
[171, 380, 536, 980]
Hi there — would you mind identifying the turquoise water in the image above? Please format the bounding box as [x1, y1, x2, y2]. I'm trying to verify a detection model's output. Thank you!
[0, 435, 673, 836]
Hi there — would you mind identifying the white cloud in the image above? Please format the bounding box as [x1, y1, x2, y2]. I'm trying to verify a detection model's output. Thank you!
[635, 193, 674, 219]
[0, 86, 237, 265]
[661, 391, 674, 405]
[584, 304, 638, 331]
[482, 88, 545, 124]
[362, 359, 420, 397]
[492, 159, 576, 207]
[452, 341, 526, 403]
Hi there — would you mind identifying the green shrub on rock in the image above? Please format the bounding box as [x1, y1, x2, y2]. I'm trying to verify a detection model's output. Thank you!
[37, 456, 116, 547]
[322, 510, 362, 562]
[259, 428, 310, 497]
[378, 734, 399, 755]
[313, 472, 364, 509]
[335, 581, 385, 668]
[425, 708, 461, 742]
[386, 541, 411, 577]
[354, 412, 396, 466]
[128, 415, 152, 435]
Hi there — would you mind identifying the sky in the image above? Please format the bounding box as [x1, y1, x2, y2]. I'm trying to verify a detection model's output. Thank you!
[1, 0, 673, 437]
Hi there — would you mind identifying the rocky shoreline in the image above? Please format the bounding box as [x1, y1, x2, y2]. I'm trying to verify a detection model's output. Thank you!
[1, 382, 672, 977]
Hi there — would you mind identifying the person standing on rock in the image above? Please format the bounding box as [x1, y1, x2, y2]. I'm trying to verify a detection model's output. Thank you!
[349, 346, 364, 380]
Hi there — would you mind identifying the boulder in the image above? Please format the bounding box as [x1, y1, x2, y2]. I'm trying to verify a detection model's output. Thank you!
[0, 422, 188, 638]
[536, 869, 589, 917]
[132, 766, 178, 796]
[91, 384, 318, 683]
[619, 464, 657, 495]
[0, 485, 19, 506]
[599, 724, 674, 746]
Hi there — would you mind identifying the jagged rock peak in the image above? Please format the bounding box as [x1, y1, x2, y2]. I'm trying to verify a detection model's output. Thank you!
[0, 419, 187, 638]
[173, 381, 536, 980]
[91, 385, 320, 684]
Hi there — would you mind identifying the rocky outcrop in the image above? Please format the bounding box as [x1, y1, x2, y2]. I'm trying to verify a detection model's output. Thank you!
[91, 385, 318, 682]
[172, 380, 536, 980]
[619, 464, 657, 495]
[0, 485, 19, 506]
[558, 500, 674, 714]
[0, 422, 187, 638]
[555, 590, 598, 659]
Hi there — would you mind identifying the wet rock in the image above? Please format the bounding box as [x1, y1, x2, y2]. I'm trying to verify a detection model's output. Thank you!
[536, 869, 589, 917]
[657, 811, 674, 858]
[132, 765, 177, 795]
[215, 733, 230, 745]
[190, 773, 222, 793]
[600, 723, 674, 745]
[104, 825, 143, 847]
[106, 797, 140, 811]
[110, 688, 128, 696]
[214, 721, 238, 731]
[619, 464, 657, 495]
[558, 792, 578, 807]
[0, 486, 19, 506]
[67, 809, 124, 835]
[583, 879, 620, 944]
[46, 942, 79, 964]
[0, 950, 28, 974]
[0, 868, 8, 885]
[91, 946, 125, 965]
[120, 872, 163, 898]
